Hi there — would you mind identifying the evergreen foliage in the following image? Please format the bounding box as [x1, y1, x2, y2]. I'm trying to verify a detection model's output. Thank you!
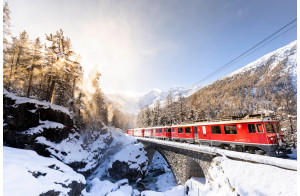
[3, 3, 108, 130]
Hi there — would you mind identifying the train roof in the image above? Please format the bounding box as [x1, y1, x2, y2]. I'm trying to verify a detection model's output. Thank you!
[134, 115, 278, 130]
[169, 117, 277, 128]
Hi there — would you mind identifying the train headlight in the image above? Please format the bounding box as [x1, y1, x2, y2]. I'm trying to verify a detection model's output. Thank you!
[270, 137, 273, 141]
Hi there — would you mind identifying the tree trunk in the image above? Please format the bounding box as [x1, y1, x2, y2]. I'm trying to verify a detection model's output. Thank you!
[26, 66, 34, 97]
[47, 77, 56, 102]
[8, 59, 14, 87]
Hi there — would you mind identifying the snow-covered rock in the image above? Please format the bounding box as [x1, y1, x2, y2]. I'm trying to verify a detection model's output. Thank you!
[3, 146, 86, 196]
[3, 90, 148, 181]
[3, 89, 77, 157]
[108, 143, 148, 181]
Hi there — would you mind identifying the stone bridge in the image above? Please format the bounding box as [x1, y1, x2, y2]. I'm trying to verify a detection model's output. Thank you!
[138, 138, 216, 185]
[138, 137, 297, 185]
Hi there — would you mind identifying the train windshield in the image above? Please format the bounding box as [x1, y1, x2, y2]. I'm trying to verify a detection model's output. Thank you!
[265, 123, 275, 133]
[273, 123, 280, 132]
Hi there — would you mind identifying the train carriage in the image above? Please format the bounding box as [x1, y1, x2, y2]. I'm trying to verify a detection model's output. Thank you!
[152, 126, 171, 140]
[133, 128, 144, 137]
[191, 116, 285, 155]
[126, 114, 290, 156]
[170, 125, 195, 143]
[144, 128, 154, 138]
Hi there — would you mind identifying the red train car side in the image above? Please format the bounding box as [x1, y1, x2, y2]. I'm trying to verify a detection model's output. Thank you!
[127, 115, 290, 156]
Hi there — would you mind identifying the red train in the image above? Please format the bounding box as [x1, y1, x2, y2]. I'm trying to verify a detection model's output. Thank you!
[126, 115, 290, 156]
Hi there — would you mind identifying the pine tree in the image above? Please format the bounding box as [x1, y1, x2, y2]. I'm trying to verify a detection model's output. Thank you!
[26, 38, 43, 97]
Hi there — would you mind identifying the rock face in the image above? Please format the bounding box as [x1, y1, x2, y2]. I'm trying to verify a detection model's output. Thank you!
[3, 89, 77, 157]
[108, 143, 148, 182]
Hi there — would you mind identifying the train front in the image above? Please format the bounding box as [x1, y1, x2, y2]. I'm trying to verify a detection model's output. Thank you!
[263, 117, 292, 157]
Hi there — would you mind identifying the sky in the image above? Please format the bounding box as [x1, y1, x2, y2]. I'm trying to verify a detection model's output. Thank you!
[7, 0, 297, 96]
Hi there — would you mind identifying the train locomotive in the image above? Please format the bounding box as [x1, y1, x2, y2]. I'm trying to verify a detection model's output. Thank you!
[126, 114, 291, 157]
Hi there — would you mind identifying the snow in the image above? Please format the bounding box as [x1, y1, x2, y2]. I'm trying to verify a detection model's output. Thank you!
[35, 126, 138, 173]
[142, 155, 297, 196]
[145, 151, 177, 192]
[82, 178, 140, 196]
[23, 120, 65, 135]
[106, 84, 203, 114]
[155, 172, 177, 192]
[137, 137, 297, 170]
[109, 143, 148, 171]
[3, 146, 85, 196]
[287, 148, 297, 159]
[148, 151, 171, 172]
[4, 89, 72, 116]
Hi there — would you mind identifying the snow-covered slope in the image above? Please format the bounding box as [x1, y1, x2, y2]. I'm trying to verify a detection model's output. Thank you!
[223, 40, 297, 81]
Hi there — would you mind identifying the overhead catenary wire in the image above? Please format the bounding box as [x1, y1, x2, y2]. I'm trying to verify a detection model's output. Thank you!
[193, 18, 297, 86]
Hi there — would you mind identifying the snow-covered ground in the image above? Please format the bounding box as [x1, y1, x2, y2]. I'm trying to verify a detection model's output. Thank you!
[287, 148, 297, 159]
[4, 144, 297, 196]
[141, 155, 297, 196]
[3, 147, 86, 196]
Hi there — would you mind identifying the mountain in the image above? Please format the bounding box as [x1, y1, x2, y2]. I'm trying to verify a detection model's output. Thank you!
[189, 40, 297, 114]
[223, 40, 296, 83]
[105, 84, 203, 114]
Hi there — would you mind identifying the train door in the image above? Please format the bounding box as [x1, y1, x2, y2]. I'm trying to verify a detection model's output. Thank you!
[194, 126, 199, 143]
[256, 123, 267, 144]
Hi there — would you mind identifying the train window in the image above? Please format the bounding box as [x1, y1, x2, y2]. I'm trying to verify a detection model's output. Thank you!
[265, 123, 275, 133]
[168, 128, 171, 132]
[164, 129, 166, 133]
[224, 125, 237, 134]
[202, 126, 206, 135]
[178, 128, 183, 133]
[185, 127, 191, 133]
[256, 124, 263, 133]
[248, 124, 256, 133]
[172, 128, 175, 132]
[160, 129, 163, 133]
[211, 126, 221, 134]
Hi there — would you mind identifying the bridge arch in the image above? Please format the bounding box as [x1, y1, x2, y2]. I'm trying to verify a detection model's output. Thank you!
[141, 140, 213, 185]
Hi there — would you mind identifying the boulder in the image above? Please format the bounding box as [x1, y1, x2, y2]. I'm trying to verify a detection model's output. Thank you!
[108, 143, 148, 182]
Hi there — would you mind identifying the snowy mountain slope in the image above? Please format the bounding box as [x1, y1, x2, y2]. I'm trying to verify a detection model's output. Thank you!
[185, 40, 297, 133]
[223, 40, 296, 81]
